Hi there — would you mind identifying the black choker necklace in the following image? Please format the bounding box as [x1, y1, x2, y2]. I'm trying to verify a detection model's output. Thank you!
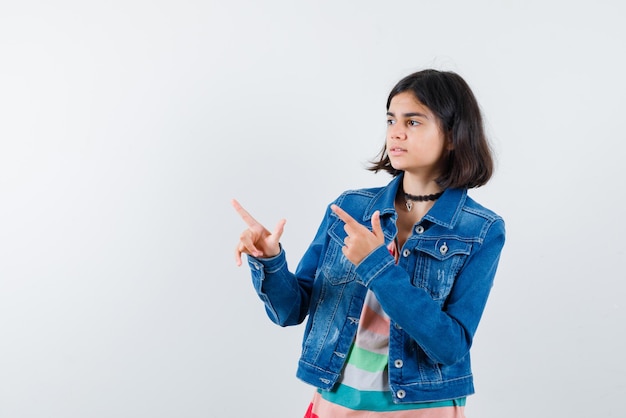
[404, 191, 444, 212]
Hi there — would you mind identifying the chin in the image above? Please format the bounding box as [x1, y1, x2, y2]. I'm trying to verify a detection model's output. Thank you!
[389, 162, 406, 171]
[387, 159, 400, 169]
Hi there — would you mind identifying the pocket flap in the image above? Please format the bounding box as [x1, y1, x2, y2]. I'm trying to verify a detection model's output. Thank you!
[415, 238, 472, 261]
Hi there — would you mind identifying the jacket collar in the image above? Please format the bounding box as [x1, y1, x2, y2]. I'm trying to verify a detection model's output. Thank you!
[364, 173, 467, 230]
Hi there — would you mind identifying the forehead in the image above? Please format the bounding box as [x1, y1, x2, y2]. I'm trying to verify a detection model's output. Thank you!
[388, 92, 434, 117]
[387, 92, 439, 121]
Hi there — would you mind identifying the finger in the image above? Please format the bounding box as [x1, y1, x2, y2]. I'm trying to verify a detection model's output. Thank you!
[371, 210, 384, 238]
[341, 245, 349, 260]
[330, 204, 359, 227]
[234, 243, 243, 266]
[239, 230, 263, 258]
[232, 199, 263, 228]
[272, 218, 287, 241]
[235, 240, 261, 263]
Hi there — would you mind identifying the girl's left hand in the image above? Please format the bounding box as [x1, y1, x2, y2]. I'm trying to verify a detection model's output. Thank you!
[331, 205, 385, 266]
[232, 199, 286, 266]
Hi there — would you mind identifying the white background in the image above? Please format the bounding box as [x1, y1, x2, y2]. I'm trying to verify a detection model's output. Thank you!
[1, 1, 625, 417]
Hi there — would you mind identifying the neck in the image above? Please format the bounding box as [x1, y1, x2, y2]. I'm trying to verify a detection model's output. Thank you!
[399, 173, 443, 213]
[401, 173, 442, 196]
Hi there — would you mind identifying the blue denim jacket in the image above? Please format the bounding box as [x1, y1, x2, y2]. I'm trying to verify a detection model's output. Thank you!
[247, 174, 505, 403]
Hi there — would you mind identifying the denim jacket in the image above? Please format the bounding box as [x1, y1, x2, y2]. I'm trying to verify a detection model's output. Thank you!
[247, 174, 505, 403]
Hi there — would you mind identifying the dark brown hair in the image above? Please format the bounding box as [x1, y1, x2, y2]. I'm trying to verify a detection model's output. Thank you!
[369, 69, 494, 189]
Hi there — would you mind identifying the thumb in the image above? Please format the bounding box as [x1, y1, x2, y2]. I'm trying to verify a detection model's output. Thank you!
[273, 218, 287, 240]
[371, 211, 384, 239]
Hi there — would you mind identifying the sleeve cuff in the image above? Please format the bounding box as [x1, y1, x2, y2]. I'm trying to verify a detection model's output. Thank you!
[247, 245, 287, 275]
[355, 244, 395, 287]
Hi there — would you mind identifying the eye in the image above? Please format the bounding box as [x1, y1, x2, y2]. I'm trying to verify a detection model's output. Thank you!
[408, 120, 421, 127]
[386, 119, 396, 126]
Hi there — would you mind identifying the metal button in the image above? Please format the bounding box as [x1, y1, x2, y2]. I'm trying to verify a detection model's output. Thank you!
[415, 225, 424, 234]
[396, 390, 406, 399]
[440, 243, 448, 255]
[394, 323, 402, 330]
[402, 249, 411, 257]
[394, 359, 403, 368]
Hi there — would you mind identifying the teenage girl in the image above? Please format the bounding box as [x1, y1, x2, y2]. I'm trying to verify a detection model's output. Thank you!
[233, 69, 505, 417]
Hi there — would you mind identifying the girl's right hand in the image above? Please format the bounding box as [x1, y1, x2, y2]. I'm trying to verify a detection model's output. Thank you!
[231, 199, 286, 266]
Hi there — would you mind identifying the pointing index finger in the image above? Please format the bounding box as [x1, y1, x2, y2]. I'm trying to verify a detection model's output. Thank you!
[231, 199, 261, 227]
[330, 204, 358, 226]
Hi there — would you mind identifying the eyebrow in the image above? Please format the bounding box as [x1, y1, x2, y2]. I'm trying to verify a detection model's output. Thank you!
[386, 111, 430, 119]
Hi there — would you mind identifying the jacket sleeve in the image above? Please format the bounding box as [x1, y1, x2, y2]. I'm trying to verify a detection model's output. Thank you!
[246, 206, 332, 327]
[355, 217, 506, 365]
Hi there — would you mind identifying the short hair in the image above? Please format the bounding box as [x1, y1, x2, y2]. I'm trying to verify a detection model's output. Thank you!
[368, 69, 494, 189]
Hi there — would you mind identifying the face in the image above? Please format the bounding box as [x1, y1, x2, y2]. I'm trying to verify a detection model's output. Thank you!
[386, 92, 451, 176]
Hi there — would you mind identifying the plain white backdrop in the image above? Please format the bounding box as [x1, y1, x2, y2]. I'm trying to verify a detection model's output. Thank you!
[1, 1, 625, 417]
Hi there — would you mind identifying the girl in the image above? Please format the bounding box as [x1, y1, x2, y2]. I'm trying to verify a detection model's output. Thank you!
[233, 69, 505, 417]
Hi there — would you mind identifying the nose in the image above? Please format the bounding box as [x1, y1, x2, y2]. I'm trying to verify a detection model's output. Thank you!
[388, 122, 407, 140]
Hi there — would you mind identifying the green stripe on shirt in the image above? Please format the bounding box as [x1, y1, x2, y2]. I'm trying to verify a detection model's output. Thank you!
[319, 385, 466, 411]
[346, 345, 388, 373]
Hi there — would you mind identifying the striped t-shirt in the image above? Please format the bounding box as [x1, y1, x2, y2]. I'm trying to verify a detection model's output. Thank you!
[304, 242, 466, 417]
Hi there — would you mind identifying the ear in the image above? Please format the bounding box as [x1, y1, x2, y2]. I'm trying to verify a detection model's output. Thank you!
[443, 130, 455, 151]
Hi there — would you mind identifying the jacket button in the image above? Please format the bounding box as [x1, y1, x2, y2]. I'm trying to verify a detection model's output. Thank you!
[439, 243, 448, 255]
[394, 359, 403, 368]
[415, 225, 424, 234]
[394, 323, 402, 330]
[396, 390, 406, 399]
[402, 249, 411, 257]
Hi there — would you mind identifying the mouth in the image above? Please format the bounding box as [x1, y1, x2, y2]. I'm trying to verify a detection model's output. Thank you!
[388, 146, 406, 155]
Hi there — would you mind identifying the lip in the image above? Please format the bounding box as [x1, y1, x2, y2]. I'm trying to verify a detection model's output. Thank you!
[387, 146, 406, 156]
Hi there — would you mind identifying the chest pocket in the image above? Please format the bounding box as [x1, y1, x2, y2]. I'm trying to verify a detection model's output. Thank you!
[320, 219, 357, 285]
[412, 238, 472, 301]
